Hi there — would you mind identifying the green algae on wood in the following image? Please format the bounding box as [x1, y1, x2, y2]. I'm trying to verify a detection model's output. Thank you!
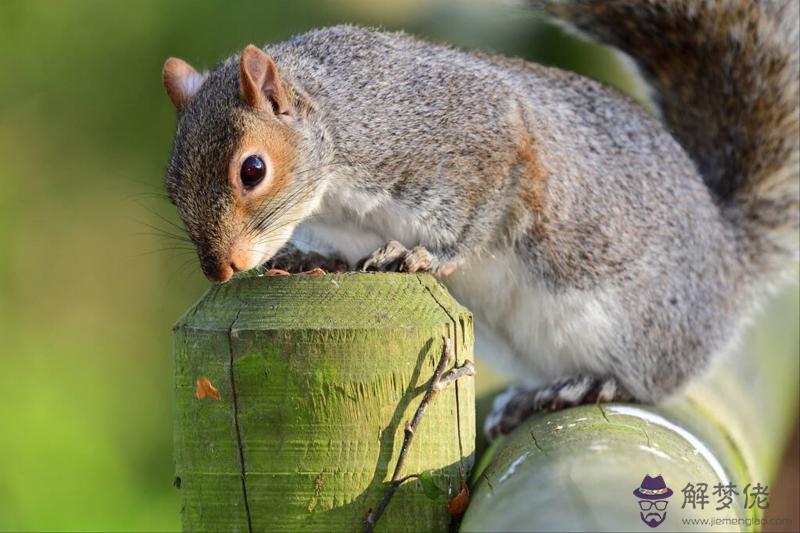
[173, 272, 475, 532]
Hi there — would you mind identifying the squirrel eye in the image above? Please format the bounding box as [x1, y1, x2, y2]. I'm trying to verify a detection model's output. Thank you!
[240, 155, 266, 188]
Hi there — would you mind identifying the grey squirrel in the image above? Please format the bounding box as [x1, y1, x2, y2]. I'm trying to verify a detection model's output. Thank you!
[161, 0, 799, 439]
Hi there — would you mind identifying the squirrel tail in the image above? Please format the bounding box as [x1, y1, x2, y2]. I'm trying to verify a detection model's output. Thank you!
[540, 0, 799, 266]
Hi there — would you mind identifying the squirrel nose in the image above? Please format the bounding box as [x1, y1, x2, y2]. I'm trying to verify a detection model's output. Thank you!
[228, 249, 251, 276]
[214, 259, 243, 283]
[210, 241, 252, 283]
[215, 263, 234, 283]
[228, 260, 243, 275]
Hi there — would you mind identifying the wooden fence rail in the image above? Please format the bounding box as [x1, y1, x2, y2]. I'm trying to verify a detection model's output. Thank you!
[462, 292, 798, 532]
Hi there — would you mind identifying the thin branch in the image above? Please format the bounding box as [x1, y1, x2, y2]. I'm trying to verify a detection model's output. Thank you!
[364, 337, 476, 533]
[435, 360, 476, 391]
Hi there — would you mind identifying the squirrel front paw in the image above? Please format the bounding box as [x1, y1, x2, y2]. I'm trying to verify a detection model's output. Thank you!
[483, 376, 632, 441]
[265, 246, 349, 274]
[358, 240, 435, 273]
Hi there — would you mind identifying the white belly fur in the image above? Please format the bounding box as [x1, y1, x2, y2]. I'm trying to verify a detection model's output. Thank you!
[444, 251, 620, 384]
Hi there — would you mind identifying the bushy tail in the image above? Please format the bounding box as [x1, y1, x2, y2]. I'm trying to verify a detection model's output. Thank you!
[541, 0, 799, 263]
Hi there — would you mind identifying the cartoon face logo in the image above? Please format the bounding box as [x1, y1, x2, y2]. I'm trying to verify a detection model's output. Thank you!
[633, 475, 673, 528]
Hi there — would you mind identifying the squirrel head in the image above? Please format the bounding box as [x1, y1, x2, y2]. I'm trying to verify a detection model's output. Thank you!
[162, 45, 318, 282]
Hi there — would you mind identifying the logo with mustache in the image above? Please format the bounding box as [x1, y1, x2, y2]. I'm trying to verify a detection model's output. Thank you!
[633, 475, 673, 528]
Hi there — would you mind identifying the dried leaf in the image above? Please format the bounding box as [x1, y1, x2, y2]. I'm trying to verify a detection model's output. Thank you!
[299, 267, 326, 276]
[265, 268, 290, 277]
[195, 376, 221, 401]
[447, 481, 469, 518]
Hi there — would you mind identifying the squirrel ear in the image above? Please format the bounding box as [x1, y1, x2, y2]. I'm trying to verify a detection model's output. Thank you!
[239, 45, 292, 116]
[162, 57, 207, 110]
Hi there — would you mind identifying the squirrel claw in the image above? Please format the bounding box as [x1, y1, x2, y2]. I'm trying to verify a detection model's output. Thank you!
[359, 240, 408, 271]
[266, 245, 349, 273]
[359, 240, 435, 273]
[401, 246, 435, 273]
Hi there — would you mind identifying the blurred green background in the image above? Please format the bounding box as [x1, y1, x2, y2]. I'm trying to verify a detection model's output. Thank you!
[0, 1, 796, 531]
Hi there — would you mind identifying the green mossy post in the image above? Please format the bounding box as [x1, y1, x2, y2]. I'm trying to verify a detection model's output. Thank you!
[173, 272, 475, 532]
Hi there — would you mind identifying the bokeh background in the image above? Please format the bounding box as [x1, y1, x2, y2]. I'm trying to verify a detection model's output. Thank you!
[0, 0, 796, 531]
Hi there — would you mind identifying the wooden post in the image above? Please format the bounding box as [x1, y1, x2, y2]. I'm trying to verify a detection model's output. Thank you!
[173, 272, 475, 532]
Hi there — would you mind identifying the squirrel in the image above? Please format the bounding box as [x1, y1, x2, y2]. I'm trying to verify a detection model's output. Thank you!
[161, 0, 799, 439]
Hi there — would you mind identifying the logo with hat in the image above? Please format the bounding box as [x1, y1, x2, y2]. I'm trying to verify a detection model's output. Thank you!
[633, 475, 673, 528]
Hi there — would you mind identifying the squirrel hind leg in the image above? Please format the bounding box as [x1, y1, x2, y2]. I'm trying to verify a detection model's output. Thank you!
[483, 376, 632, 441]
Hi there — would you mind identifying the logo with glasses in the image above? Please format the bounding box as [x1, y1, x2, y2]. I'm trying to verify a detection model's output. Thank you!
[633, 475, 673, 528]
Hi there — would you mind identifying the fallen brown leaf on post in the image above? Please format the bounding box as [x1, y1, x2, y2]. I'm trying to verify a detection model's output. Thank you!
[195, 377, 221, 401]
[447, 481, 469, 518]
[299, 267, 326, 276]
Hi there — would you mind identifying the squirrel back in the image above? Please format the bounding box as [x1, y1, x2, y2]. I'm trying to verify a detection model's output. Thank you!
[540, 0, 799, 271]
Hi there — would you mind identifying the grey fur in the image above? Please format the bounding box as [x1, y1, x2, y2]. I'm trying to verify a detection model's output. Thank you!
[164, 1, 799, 438]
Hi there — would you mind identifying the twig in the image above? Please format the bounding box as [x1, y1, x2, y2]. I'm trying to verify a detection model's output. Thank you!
[364, 337, 476, 533]
[435, 360, 476, 391]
